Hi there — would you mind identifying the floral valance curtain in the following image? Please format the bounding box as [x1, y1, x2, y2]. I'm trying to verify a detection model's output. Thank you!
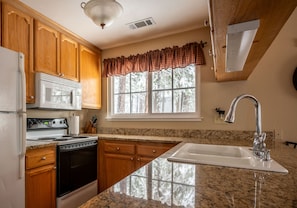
[103, 42, 205, 77]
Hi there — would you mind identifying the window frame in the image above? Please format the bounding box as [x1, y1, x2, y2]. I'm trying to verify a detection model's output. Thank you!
[106, 65, 202, 121]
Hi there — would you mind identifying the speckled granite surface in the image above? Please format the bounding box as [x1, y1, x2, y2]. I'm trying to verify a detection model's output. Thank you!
[26, 140, 57, 150]
[80, 135, 297, 208]
[97, 128, 275, 148]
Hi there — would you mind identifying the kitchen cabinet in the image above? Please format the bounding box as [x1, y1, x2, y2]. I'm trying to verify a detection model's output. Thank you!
[34, 20, 60, 77]
[35, 21, 80, 81]
[1, 3, 35, 103]
[60, 34, 79, 81]
[80, 45, 101, 109]
[98, 140, 176, 192]
[25, 146, 56, 208]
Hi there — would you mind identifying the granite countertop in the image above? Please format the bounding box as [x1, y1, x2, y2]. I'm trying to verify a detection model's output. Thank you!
[80, 136, 297, 208]
[26, 140, 58, 150]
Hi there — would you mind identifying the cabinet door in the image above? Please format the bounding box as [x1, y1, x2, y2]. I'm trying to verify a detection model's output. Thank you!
[2, 3, 35, 103]
[60, 34, 79, 81]
[136, 143, 176, 169]
[34, 20, 60, 76]
[80, 45, 101, 109]
[104, 153, 135, 189]
[25, 164, 56, 208]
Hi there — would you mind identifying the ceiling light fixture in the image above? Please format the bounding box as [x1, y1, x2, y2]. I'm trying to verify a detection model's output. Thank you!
[225, 19, 260, 72]
[81, 0, 123, 29]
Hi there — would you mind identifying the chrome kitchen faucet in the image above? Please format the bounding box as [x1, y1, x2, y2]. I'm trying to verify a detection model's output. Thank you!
[225, 94, 270, 161]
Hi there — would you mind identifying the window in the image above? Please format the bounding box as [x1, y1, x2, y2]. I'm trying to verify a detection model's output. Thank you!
[107, 64, 201, 121]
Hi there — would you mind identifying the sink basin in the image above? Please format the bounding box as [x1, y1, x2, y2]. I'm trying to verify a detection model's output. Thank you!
[167, 143, 288, 173]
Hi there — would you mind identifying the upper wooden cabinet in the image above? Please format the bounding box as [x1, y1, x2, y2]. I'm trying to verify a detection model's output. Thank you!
[60, 34, 79, 81]
[1, 3, 35, 103]
[208, 0, 297, 81]
[34, 20, 60, 76]
[35, 21, 80, 82]
[80, 45, 101, 109]
[1, 0, 101, 107]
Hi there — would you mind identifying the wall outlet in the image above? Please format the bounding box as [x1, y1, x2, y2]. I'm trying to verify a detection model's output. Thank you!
[274, 129, 283, 140]
[214, 116, 227, 124]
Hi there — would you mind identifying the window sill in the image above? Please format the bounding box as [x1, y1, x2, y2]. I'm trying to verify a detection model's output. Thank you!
[105, 116, 203, 122]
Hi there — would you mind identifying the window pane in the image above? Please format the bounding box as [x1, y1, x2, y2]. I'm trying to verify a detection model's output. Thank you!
[114, 75, 130, 93]
[152, 69, 172, 90]
[131, 92, 148, 113]
[114, 94, 130, 114]
[173, 65, 195, 88]
[131, 72, 148, 92]
[152, 90, 172, 113]
[173, 89, 195, 112]
[110, 65, 199, 118]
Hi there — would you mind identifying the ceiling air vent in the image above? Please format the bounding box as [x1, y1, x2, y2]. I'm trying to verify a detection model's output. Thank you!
[127, 17, 155, 30]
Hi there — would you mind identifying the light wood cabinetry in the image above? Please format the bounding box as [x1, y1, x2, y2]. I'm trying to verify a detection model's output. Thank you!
[80, 45, 101, 109]
[1, 3, 35, 103]
[98, 140, 176, 192]
[34, 20, 60, 76]
[35, 21, 80, 82]
[208, 0, 297, 81]
[60, 34, 79, 81]
[1, 0, 101, 106]
[135, 143, 174, 169]
[25, 146, 56, 208]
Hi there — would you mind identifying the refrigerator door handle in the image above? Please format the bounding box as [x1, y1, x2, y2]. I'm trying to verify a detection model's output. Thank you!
[19, 112, 26, 179]
[18, 53, 26, 113]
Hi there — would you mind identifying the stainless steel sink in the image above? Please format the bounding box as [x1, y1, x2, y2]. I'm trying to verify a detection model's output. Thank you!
[167, 143, 288, 173]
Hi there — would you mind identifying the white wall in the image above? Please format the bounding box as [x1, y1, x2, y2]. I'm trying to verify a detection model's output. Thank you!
[98, 7, 297, 142]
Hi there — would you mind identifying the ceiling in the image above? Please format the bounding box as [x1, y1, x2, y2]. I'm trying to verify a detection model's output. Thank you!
[19, 0, 209, 50]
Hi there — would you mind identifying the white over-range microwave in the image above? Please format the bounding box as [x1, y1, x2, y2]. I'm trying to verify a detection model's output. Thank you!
[27, 72, 82, 110]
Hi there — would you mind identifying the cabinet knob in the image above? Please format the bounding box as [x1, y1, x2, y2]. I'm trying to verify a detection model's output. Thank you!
[137, 158, 141, 161]
[130, 157, 134, 161]
[152, 149, 156, 153]
[30, 96, 34, 99]
[41, 156, 46, 160]
[53, 167, 56, 170]
[116, 147, 120, 151]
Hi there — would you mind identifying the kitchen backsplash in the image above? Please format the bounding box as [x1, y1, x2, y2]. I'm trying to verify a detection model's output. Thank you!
[97, 127, 275, 147]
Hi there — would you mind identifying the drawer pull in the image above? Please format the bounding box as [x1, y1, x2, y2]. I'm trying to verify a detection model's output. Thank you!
[152, 149, 156, 153]
[130, 157, 134, 161]
[116, 147, 120, 151]
[41, 156, 46, 160]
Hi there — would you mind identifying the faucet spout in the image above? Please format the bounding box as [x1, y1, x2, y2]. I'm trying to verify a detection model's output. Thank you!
[224, 94, 262, 136]
[225, 94, 269, 160]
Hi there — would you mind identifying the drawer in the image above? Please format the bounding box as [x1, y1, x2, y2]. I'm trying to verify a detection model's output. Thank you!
[137, 143, 175, 157]
[104, 142, 135, 155]
[26, 147, 56, 169]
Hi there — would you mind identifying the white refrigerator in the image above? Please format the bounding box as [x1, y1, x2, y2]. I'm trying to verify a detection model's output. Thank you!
[0, 46, 26, 207]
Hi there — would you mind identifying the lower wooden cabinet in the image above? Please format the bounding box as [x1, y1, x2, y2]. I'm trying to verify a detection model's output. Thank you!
[98, 140, 177, 192]
[25, 146, 56, 208]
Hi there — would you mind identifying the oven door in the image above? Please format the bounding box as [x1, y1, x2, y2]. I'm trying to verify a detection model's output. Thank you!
[56, 141, 97, 197]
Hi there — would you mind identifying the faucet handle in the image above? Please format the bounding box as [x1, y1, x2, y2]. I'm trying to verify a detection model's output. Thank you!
[260, 132, 266, 142]
[263, 149, 271, 161]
